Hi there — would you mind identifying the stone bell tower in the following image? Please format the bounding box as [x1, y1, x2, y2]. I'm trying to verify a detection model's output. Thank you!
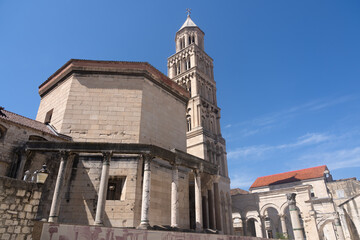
[167, 12, 232, 234]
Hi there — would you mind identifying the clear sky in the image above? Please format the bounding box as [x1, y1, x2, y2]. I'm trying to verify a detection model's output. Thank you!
[1, 1, 359, 189]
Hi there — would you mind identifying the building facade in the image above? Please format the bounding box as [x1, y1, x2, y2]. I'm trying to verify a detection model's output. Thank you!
[231, 166, 360, 240]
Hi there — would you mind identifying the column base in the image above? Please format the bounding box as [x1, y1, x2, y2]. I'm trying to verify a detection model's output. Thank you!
[94, 221, 103, 226]
[137, 222, 152, 230]
[48, 216, 57, 223]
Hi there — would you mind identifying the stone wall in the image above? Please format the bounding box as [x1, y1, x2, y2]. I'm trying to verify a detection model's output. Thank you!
[0, 119, 63, 176]
[0, 176, 42, 240]
[37, 222, 266, 240]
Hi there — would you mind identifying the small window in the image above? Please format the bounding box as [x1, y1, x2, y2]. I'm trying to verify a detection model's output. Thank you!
[336, 189, 345, 198]
[107, 176, 126, 200]
[310, 189, 315, 198]
[44, 109, 53, 124]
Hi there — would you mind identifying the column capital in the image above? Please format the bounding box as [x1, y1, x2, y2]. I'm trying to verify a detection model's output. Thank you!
[102, 151, 113, 164]
[142, 153, 153, 162]
[286, 193, 297, 205]
[278, 214, 286, 220]
[58, 150, 70, 159]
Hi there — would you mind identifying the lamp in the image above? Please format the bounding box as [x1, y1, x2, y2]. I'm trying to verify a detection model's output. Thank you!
[35, 164, 49, 184]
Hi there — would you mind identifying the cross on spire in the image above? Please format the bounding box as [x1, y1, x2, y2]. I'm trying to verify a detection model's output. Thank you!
[186, 8, 191, 17]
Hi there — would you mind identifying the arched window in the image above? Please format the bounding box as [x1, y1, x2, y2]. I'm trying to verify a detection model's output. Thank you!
[186, 115, 192, 132]
[186, 57, 191, 70]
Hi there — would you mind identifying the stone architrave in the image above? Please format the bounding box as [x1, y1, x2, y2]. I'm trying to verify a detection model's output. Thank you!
[48, 151, 69, 223]
[286, 193, 305, 240]
[138, 154, 153, 229]
[94, 151, 112, 226]
[171, 164, 179, 228]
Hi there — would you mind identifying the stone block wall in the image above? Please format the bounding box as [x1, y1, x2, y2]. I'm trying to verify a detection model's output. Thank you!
[0, 176, 42, 240]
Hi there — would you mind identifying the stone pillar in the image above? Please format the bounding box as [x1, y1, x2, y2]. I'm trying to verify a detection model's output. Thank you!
[242, 217, 247, 236]
[94, 151, 112, 226]
[194, 169, 203, 231]
[208, 189, 215, 229]
[280, 214, 288, 238]
[16, 149, 28, 180]
[214, 180, 222, 231]
[48, 151, 69, 223]
[185, 33, 189, 47]
[334, 216, 345, 240]
[138, 154, 153, 229]
[286, 193, 305, 240]
[171, 164, 179, 228]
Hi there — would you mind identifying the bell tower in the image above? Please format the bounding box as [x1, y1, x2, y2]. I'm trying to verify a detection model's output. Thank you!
[167, 14, 228, 178]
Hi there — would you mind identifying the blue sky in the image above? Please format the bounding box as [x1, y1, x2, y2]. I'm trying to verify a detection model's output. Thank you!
[1, 1, 359, 189]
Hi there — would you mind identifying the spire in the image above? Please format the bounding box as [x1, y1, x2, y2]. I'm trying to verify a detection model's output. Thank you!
[179, 10, 198, 31]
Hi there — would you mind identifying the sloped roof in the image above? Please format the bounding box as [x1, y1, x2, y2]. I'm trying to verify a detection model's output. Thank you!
[250, 165, 327, 189]
[0, 108, 69, 140]
[230, 188, 249, 195]
[179, 15, 198, 31]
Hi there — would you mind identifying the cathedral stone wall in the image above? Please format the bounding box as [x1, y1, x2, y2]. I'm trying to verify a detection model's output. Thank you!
[36, 76, 73, 132]
[37, 72, 187, 151]
[139, 77, 187, 152]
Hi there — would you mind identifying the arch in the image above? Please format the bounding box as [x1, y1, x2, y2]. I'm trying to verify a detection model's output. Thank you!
[260, 203, 281, 216]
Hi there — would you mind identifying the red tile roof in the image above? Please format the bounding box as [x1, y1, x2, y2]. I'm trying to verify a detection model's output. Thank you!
[250, 165, 328, 189]
[0, 108, 69, 140]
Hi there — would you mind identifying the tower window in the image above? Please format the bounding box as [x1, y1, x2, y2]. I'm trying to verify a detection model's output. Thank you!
[107, 176, 126, 200]
[186, 58, 191, 70]
[44, 109, 53, 124]
[186, 115, 192, 131]
[177, 63, 181, 75]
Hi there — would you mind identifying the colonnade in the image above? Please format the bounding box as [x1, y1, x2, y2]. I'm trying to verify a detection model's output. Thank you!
[26, 142, 226, 233]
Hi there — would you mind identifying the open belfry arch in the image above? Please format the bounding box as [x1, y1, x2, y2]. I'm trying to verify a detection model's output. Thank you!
[167, 13, 233, 234]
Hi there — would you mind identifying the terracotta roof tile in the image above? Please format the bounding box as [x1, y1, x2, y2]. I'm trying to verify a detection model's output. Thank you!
[250, 165, 327, 189]
[0, 108, 69, 140]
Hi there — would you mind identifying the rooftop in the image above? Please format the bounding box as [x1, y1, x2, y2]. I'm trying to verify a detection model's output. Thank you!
[179, 15, 198, 31]
[0, 107, 69, 140]
[250, 165, 328, 189]
[39, 59, 190, 101]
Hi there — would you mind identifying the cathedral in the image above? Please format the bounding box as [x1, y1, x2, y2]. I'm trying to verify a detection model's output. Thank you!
[0, 15, 235, 239]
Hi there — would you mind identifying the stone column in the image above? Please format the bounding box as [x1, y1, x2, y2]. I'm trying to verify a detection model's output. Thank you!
[286, 193, 305, 240]
[48, 151, 69, 223]
[138, 154, 153, 229]
[334, 216, 345, 240]
[16, 149, 28, 180]
[214, 180, 222, 231]
[242, 217, 247, 236]
[194, 169, 203, 231]
[279, 214, 288, 238]
[208, 189, 215, 229]
[171, 164, 179, 228]
[94, 151, 112, 226]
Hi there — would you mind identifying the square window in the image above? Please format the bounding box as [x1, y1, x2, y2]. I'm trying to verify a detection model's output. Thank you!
[107, 176, 125, 200]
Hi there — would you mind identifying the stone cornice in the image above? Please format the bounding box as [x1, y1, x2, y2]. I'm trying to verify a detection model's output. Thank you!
[25, 141, 218, 175]
[38, 59, 190, 103]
